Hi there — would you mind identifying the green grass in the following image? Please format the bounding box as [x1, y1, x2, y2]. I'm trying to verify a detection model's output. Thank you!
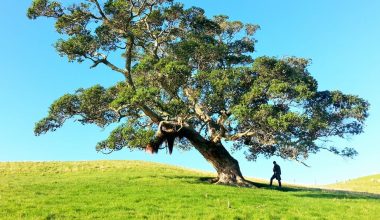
[0, 161, 379, 219]
[326, 174, 380, 194]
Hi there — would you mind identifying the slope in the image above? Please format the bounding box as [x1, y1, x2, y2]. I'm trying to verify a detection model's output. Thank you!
[327, 174, 380, 194]
[0, 160, 379, 219]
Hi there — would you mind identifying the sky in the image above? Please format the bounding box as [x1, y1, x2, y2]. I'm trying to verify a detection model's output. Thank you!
[0, 0, 379, 185]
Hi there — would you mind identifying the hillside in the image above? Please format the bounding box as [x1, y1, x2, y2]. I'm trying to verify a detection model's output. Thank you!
[326, 174, 380, 194]
[0, 161, 379, 219]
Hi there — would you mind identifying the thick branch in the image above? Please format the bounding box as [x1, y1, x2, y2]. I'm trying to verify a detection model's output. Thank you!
[102, 59, 127, 75]
[125, 36, 136, 90]
[184, 88, 222, 142]
[153, 120, 210, 149]
[228, 129, 255, 141]
[228, 129, 276, 146]
[140, 105, 163, 123]
[88, 54, 130, 79]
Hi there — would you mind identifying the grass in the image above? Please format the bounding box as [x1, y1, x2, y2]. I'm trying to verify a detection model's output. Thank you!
[0, 160, 379, 219]
[326, 174, 380, 194]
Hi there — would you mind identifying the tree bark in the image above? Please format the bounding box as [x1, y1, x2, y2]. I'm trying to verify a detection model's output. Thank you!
[180, 126, 252, 187]
[148, 122, 252, 186]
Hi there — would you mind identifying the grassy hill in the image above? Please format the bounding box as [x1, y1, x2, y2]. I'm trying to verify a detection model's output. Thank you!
[326, 174, 380, 194]
[0, 161, 379, 219]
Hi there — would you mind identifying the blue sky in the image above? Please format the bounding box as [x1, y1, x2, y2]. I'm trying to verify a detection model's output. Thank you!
[0, 0, 379, 185]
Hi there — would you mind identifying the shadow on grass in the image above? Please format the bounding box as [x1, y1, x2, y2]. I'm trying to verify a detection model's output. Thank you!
[262, 184, 380, 200]
[294, 191, 380, 200]
[161, 175, 380, 200]
[196, 176, 380, 200]
[161, 175, 208, 184]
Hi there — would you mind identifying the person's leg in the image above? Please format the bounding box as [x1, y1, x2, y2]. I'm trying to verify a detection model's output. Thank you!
[278, 179, 282, 187]
[270, 175, 275, 186]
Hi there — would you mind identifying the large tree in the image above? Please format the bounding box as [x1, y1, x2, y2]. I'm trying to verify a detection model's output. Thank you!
[28, 0, 369, 186]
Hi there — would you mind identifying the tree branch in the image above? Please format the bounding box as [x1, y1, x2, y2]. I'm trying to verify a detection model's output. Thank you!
[86, 50, 162, 126]
[183, 88, 222, 142]
[228, 129, 254, 141]
[98, 59, 127, 76]
[227, 129, 276, 145]
[140, 105, 163, 123]
[295, 158, 311, 167]
[125, 35, 136, 90]
[134, 0, 149, 17]
[90, 0, 108, 21]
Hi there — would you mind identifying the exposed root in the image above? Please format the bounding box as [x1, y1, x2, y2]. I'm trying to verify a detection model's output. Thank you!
[210, 177, 219, 183]
[213, 175, 256, 188]
[215, 179, 255, 188]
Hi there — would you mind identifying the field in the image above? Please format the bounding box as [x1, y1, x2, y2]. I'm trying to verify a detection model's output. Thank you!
[326, 174, 380, 194]
[0, 161, 379, 219]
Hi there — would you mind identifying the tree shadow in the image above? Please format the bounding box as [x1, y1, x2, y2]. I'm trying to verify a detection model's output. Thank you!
[198, 177, 270, 188]
[162, 175, 208, 182]
[294, 189, 380, 200]
[259, 183, 380, 200]
[196, 176, 380, 200]
[161, 175, 380, 200]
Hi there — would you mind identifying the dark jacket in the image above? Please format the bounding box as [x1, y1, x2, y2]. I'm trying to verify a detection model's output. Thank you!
[273, 164, 281, 175]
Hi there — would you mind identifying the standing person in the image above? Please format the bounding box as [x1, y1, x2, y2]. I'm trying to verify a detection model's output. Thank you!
[270, 161, 282, 187]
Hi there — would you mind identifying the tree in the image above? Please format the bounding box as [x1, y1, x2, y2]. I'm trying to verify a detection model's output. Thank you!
[28, 0, 369, 186]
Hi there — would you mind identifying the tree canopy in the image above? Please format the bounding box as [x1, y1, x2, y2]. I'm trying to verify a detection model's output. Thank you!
[28, 0, 369, 184]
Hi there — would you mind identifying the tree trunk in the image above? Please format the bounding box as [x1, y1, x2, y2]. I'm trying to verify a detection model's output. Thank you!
[150, 122, 252, 186]
[195, 142, 250, 186]
[181, 127, 252, 187]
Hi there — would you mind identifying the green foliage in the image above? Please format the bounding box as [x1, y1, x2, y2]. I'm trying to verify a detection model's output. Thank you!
[55, 34, 98, 62]
[54, 3, 92, 35]
[27, 0, 63, 19]
[194, 67, 254, 113]
[1, 161, 380, 219]
[28, 0, 369, 162]
[96, 123, 155, 153]
[228, 57, 368, 160]
[35, 84, 136, 135]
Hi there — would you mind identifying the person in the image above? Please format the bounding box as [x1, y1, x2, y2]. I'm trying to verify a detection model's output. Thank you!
[270, 161, 282, 187]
